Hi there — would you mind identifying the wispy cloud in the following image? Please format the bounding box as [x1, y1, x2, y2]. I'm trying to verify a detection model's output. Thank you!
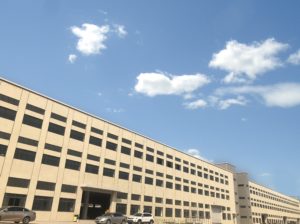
[216, 83, 300, 108]
[184, 99, 207, 110]
[71, 23, 110, 55]
[186, 149, 212, 162]
[260, 172, 272, 177]
[106, 107, 124, 113]
[287, 49, 300, 65]
[218, 96, 247, 110]
[209, 38, 288, 83]
[68, 54, 77, 63]
[134, 72, 210, 97]
[113, 24, 127, 38]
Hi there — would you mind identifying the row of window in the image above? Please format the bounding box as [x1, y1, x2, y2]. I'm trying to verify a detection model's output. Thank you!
[2, 193, 74, 212]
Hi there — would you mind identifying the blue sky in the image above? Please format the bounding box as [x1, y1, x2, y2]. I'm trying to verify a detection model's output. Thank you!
[1, 0, 300, 196]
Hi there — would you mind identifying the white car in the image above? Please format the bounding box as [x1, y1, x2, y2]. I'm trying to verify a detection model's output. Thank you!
[127, 212, 154, 224]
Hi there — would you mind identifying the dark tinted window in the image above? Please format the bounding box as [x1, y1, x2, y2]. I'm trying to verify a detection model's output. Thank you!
[32, 196, 53, 211]
[157, 150, 164, 156]
[61, 184, 77, 193]
[50, 112, 67, 122]
[0, 106, 16, 121]
[104, 158, 116, 165]
[44, 143, 62, 152]
[65, 159, 81, 171]
[132, 174, 141, 182]
[107, 133, 118, 140]
[87, 154, 100, 162]
[156, 179, 163, 187]
[0, 144, 8, 156]
[70, 130, 85, 141]
[89, 136, 102, 146]
[103, 168, 115, 177]
[134, 150, 143, 159]
[72, 120, 86, 129]
[106, 141, 117, 151]
[0, 94, 19, 105]
[91, 127, 103, 135]
[119, 171, 129, 180]
[145, 177, 153, 185]
[135, 142, 143, 149]
[36, 181, 56, 191]
[48, 122, 65, 135]
[7, 177, 30, 188]
[42, 154, 60, 166]
[26, 104, 45, 115]
[133, 166, 142, 172]
[85, 164, 99, 174]
[120, 162, 130, 169]
[0, 130, 10, 140]
[146, 154, 154, 162]
[18, 136, 38, 146]
[2, 193, 26, 207]
[146, 147, 154, 153]
[22, 114, 43, 129]
[58, 198, 75, 212]
[67, 149, 82, 157]
[121, 146, 131, 155]
[122, 138, 131, 145]
[14, 148, 36, 162]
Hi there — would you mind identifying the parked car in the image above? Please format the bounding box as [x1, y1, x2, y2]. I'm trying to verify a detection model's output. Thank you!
[127, 212, 154, 224]
[0, 206, 36, 224]
[95, 212, 127, 224]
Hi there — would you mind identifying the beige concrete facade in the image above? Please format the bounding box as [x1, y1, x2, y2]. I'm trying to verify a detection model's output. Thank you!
[0, 78, 236, 223]
[0, 77, 299, 224]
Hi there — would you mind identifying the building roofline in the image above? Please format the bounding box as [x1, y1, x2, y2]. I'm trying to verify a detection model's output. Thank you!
[0, 76, 231, 174]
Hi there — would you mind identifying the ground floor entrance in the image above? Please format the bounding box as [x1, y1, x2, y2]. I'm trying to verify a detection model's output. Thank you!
[79, 190, 112, 219]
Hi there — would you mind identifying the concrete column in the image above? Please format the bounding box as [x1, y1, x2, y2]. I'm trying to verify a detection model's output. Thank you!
[82, 191, 90, 219]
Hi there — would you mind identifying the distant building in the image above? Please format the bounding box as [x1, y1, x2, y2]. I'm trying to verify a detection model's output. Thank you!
[0, 77, 299, 223]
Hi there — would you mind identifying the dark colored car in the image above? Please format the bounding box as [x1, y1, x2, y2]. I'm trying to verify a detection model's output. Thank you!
[0, 206, 36, 224]
[95, 212, 127, 224]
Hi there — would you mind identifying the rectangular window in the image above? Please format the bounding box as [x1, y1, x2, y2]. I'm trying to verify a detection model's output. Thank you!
[0, 106, 17, 121]
[121, 146, 131, 155]
[42, 154, 60, 166]
[135, 142, 143, 149]
[65, 159, 81, 171]
[155, 197, 163, 203]
[166, 199, 173, 204]
[7, 177, 30, 188]
[87, 154, 100, 162]
[103, 168, 115, 177]
[120, 162, 130, 169]
[165, 208, 173, 217]
[107, 133, 118, 140]
[175, 164, 181, 171]
[85, 164, 99, 174]
[183, 167, 189, 173]
[70, 129, 85, 141]
[0, 93, 19, 105]
[175, 200, 181, 205]
[145, 169, 153, 175]
[156, 179, 163, 187]
[61, 184, 77, 193]
[0, 131, 10, 140]
[91, 127, 103, 135]
[166, 161, 173, 168]
[166, 154, 173, 159]
[130, 205, 139, 215]
[134, 150, 143, 159]
[146, 147, 154, 153]
[122, 138, 131, 145]
[175, 184, 181, 191]
[157, 150, 164, 156]
[183, 186, 189, 192]
[22, 114, 43, 129]
[132, 174, 141, 182]
[104, 158, 116, 165]
[131, 194, 140, 201]
[155, 207, 163, 217]
[144, 195, 152, 202]
[48, 122, 65, 135]
[18, 136, 38, 146]
[119, 171, 129, 180]
[175, 209, 181, 218]
[58, 198, 75, 212]
[72, 120, 86, 129]
[50, 112, 67, 122]
[116, 203, 127, 214]
[0, 144, 8, 156]
[32, 196, 53, 211]
[146, 154, 154, 162]
[89, 136, 102, 147]
[166, 182, 173, 189]
[156, 157, 164, 165]
[26, 104, 45, 115]
[2, 193, 26, 207]
[14, 148, 36, 162]
[133, 166, 142, 172]
[36, 181, 55, 191]
[117, 192, 128, 199]
[145, 177, 153, 185]
[106, 141, 117, 151]
[67, 149, 82, 157]
[44, 143, 62, 152]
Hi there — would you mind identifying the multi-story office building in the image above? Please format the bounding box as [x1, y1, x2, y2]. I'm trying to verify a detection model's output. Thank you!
[0, 77, 299, 224]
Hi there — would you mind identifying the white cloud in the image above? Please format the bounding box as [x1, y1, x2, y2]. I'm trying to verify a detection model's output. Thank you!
[106, 108, 124, 113]
[186, 149, 212, 162]
[218, 96, 247, 110]
[260, 172, 272, 177]
[68, 54, 77, 63]
[241, 117, 247, 122]
[134, 72, 210, 97]
[184, 99, 207, 110]
[209, 38, 288, 83]
[287, 49, 300, 65]
[71, 23, 110, 55]
[216, 83, 300, 108]
[113, 24, 127, 38]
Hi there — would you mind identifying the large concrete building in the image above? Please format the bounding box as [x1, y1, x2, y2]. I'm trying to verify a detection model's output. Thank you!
[0, 77, 299, 224]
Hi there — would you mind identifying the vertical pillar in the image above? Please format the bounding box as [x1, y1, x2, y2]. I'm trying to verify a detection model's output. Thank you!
[82, 191, 89, 219]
